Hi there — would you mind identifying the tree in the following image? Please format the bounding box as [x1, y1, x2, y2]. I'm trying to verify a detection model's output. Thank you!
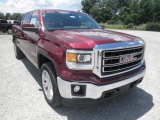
[81, 0, 97, 14]
[82, 0, 119, 22]
[5, 13, 11, 20]
[81, 0, 160, 24]
[152, 0, 160, 22]
[0, 12, 5, 19]
[130, 0, 141, 25]
[139, 0, 154, 23]
[10, 13, 23, 21]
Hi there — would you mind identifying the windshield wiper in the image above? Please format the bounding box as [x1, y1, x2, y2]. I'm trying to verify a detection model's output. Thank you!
[63, 27, 94, 30]
[48, 27, 95, 31]
[48, 28, 64, 31]
[79, 27, 93, 29]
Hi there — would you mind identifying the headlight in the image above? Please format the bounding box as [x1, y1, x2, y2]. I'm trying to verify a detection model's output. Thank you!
[77, 54, 91, 63]
[66, 49, 94, 70]
[66, 53, 91, 63]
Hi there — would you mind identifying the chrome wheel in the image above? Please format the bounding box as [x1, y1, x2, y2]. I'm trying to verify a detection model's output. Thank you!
[8, 29, 12, 34]
[42, 70, 54, 100]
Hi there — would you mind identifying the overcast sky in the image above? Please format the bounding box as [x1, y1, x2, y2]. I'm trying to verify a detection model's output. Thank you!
[0, 0, 82, 13]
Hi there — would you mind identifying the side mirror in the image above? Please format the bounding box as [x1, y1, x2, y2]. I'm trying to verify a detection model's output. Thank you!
[22, 23, 39, 33]
[22, 23, 35, 28]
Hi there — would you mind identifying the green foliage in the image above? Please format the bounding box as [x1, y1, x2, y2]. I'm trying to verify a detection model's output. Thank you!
[107, 20, 118, 24]
[123, 16, 134, 25]
[0, 12, 5, 19]
[10, 13, 23, 21]
[102, 23, 146, 30]
[125, 23, 134, 28]
[146, 22, 160, 31]
[81, 0, 160, 26]
[5, 13, 11, 20]
[153, 0, 160, 22]
[82, 0, 119, 23]
[81, 0, 97, 14]
[0, 12, 22, 21]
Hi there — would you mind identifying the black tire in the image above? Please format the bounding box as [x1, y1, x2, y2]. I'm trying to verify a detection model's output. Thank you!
[7, 29, 12, 34]
[41, 62, 62, 107]
[14, 42, 24, 59]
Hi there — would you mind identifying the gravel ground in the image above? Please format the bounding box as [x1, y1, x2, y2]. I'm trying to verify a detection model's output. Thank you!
[0, 30, 160, 120]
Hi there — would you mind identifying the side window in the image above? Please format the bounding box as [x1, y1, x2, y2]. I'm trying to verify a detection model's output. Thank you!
[30, 12, 39, 27]
[22, 13, 32, 24]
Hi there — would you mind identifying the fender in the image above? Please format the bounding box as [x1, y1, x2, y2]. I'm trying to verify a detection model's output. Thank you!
[37, 48, 59, 76]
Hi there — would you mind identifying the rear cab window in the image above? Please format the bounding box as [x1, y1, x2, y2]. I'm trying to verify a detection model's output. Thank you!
[30, 11, 40, 28]
[22, 11, 40, 28]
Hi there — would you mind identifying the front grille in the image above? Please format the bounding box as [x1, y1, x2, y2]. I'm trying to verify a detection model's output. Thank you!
[101, 46, 144, 75]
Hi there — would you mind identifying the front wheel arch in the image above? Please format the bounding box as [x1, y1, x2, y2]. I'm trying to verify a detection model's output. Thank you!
[37, 52, 58, 76]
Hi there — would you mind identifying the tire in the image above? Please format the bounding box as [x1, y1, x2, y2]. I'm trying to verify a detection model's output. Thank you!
[7, 29, 12, 34]
[41, 62, 62, 107]
[14, 42, 24, 59]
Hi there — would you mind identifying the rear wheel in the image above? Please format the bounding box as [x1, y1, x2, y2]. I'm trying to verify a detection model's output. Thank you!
[14, 42, 24, 59]
[7, 29, 12, 34]
[41, 62, 62, 107]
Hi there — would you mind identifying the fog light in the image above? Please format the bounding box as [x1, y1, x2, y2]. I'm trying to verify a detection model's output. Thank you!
[73, 86, 80, 92]
[71, 85, 86, 96]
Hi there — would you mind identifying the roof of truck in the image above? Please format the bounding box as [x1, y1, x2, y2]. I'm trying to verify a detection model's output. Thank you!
[27, 9, 82, 14]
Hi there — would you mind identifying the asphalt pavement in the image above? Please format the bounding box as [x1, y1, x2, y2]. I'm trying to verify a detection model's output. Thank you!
[0, 30, 160, 120]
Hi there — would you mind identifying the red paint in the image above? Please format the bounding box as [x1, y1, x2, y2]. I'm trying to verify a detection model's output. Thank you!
[12, 9, 145, 85]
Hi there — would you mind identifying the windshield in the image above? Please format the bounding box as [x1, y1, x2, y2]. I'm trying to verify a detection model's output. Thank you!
[43, 11, 101, 31]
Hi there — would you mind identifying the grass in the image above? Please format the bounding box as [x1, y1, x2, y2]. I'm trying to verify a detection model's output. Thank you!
[102, 23, 146, 31]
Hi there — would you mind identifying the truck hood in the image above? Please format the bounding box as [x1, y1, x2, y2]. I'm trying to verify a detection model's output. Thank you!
[52, 29, 138, 49]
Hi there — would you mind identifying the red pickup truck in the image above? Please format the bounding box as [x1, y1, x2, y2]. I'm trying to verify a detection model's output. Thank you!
[12, 9, 146, 107]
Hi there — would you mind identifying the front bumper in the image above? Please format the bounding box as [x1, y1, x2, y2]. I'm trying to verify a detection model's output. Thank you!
[57, 70, 145, 99]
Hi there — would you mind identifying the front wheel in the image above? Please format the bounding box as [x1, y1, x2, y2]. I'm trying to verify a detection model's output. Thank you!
[41, 62, 62, 107]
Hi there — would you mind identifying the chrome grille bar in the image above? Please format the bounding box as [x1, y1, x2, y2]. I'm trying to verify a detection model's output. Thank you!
[102, 46, 144, 73]
[92, 40, 145, 78]
[103, 56, 143, 67]
[102, 60, 142, 73]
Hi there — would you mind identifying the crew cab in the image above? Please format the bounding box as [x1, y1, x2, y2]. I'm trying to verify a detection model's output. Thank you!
[12, 9, 146, 107]
[0, 19, 13, 34]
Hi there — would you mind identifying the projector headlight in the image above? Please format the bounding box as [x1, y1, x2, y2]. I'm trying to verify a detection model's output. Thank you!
[66, 49, 94, 70]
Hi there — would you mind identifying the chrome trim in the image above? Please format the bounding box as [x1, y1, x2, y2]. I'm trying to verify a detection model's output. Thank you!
[66, 49, 94, 70]
[102, 60, 143, 73]
[103, 46, 143, 58]
[57, 70, 145, 99]
[94, 40, 145, 51]
[103, 50, 144, 59]
[93, 40, 145, 78]
[103, 56, 143, 67]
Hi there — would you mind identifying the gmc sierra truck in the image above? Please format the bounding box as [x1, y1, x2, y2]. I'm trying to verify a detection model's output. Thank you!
[12, 10, 146, 107]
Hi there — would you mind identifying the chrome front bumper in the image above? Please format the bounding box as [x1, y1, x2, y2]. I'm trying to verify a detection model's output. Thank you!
[57, 70, 145, 99]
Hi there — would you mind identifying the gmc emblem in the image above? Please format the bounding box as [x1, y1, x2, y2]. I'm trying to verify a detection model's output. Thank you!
[119, 54, 137, 63]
